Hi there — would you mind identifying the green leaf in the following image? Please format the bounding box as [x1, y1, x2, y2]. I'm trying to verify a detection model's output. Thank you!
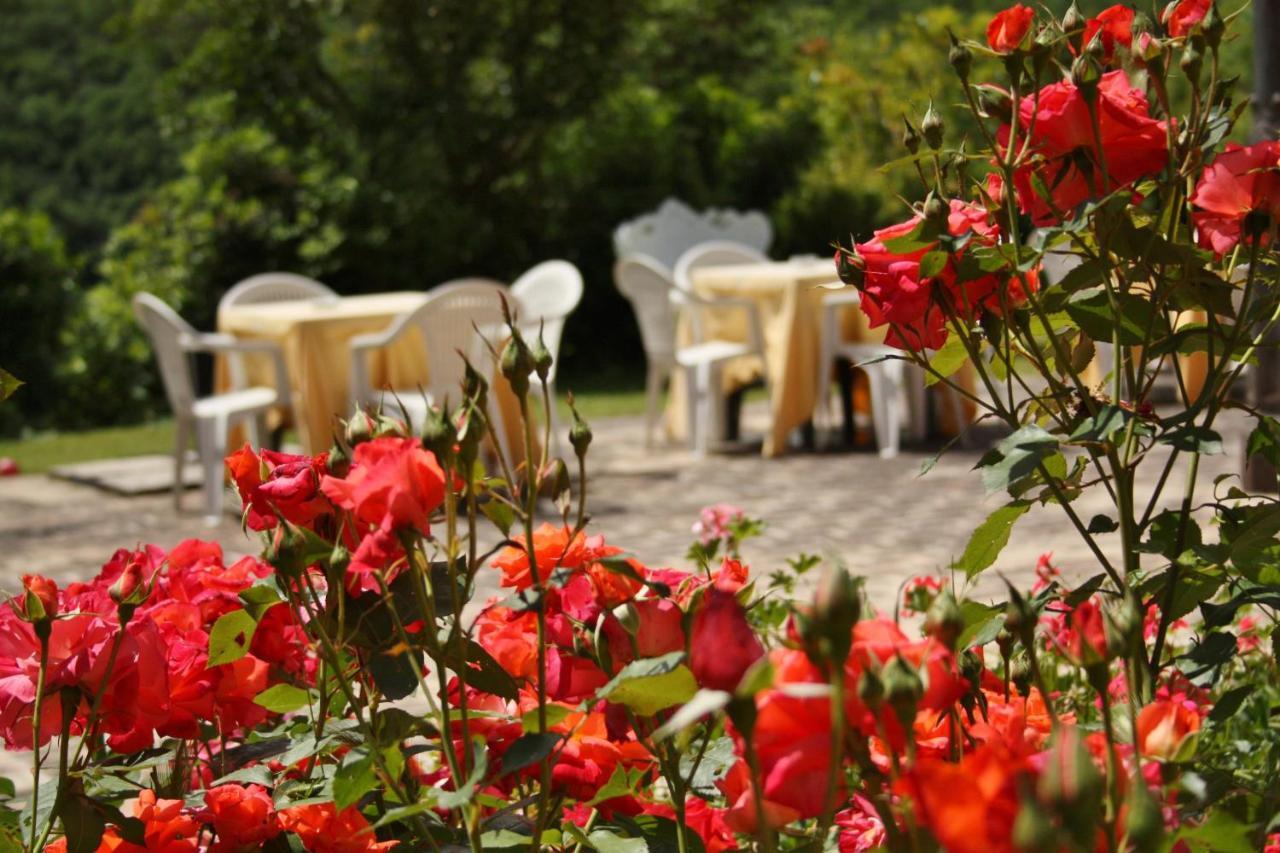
[1068, 405, 1128, 444]
[239, 577, 284, 621]
[1170, 810, 1255, 853]
[444, 640, 519, 700]
[480, 500, 515, 536]
[980, 425, 1058, 495]
[1245, 415, 1280, 467]
[254, 684, 311, 714]
[499, 733, 561, 778]
[653, 689, 731, 740]
[478, 829, 535, 848]
[956, 600, 1003, 649]
[954, 501, 1030, 579]
[925, 333, 967, 386]
[1208, 685, 1252, 724]
[680, 737, 737, 797]
[207, 609, 258, 667]
[918, 250, 947, 279]
[0, 369, 21, 403]
[596, 652, 697, 716]
[521, 703, 572, 733]
[587, 765, 641, 806]
[368, 647, 421, 702]
[1064, 288, 1148, 346]
[436, 747, 487, 810]
[881, 218, 937, 254]
[587, 829, 648, 853]
[60, 794, 106, 853]
[332, 750, 378, 810]
[1163, 425, 1223, 455]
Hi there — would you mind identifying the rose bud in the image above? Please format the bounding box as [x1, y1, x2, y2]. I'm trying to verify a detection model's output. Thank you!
[344, 410, 377, 447]
[689, 588, 765, 693]
[948, 31, 972, 81]
[500, 328, 536, 398]
[976, 85, 1013, 123]
[883, 654, 923, 728]
[21, 574, 58, 623]
[924, 588, 964, 650]
[461, 357, 489, 406]
[325, 441, 351, 478]
[569, 396, 593, 459]
[421, 404, 457, 462]
[531, 326, 554, 384]
[373, 413, 408, 439]
[1038, 727, 1104, 838]
[109, 558, 149, 608]
[857, 667, 885, 711]
[921, 100, 945, 150]
[901, 115, 921, 154]
[1135, 699, 1201, 760]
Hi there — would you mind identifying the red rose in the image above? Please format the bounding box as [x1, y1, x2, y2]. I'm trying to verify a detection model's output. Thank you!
[689, 588, 764, 692]
[854, 200, 1005, 351]
[320, 437, 445, 535]
[226, 445, 332, 531]
[1064, 598, 1110, 666]
[1082, 4, 1134, 60]
[205, 783, 281, 850]
[21, 574, 58, 619]
[1004, 70, 1168, 225]
[1165, 0, 1211, 37]
[279, 802, 399, 852]
[987, 4, 1034, 53]
[605, 597, 687, 670]
[1190, 140, 1280, 255]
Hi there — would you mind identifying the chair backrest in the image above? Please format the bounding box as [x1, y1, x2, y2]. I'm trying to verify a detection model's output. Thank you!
[672, 240, 768, 294]
[612, 198, 773, 270]
[410, 280, 509, 400]
[132, 292, 198, 415]
[613, 254, 678, 361]
[510, 260, 584, 366]
[219, 273, 336, 313]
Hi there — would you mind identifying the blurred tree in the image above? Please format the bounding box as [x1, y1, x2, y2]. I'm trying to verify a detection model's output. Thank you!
[0, 210, 74, 435]
[0, 0, 174, 255]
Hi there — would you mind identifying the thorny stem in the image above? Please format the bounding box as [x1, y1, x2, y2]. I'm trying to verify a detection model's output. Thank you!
[26, 633, 49, 853]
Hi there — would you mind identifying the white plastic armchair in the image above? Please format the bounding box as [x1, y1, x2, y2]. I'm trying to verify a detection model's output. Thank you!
[133, 293, 289, 524]
[511, 261, 584, 455]
[669, 244, 773, 454]
[613, 255, 680, 448]
[348, 279, 510, 454]
[218, 273, 336, 313]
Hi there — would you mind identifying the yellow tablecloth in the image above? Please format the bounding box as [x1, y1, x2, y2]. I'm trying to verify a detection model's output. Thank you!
[665, 258, 974, 457]
[216, 293, 534, 463]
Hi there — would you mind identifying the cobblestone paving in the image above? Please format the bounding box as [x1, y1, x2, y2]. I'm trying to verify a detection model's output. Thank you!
[0, 406, 1254, 791]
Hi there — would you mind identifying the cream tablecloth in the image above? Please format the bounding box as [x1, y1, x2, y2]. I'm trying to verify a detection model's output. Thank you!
[666, 258, 973, 457]
[217, 292, 534, 463]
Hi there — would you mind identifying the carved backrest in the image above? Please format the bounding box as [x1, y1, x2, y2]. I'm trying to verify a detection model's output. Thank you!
[612, 198, 772, 270]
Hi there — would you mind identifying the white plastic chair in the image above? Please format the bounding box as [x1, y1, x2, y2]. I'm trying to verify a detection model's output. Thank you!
[613, 255, 680, 448]
[511, 261, 584, 455]
[218, 273, 336, 313]
[613, 199, 773, 271]
[348, 279, 510, 456]
[133, 293, 289, 524]
[814, 291, 915, 458]
[671, 244, 772, 454]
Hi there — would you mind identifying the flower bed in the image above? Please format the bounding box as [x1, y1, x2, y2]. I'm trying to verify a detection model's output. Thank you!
[3, 1, 1280, 850]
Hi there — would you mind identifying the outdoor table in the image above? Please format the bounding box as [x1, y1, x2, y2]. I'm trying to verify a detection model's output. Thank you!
[666, 257, 975, 457]
[216, 292, 533, 462]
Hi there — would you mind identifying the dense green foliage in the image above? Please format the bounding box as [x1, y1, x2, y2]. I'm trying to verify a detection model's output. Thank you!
[0, 0, 1258, 431]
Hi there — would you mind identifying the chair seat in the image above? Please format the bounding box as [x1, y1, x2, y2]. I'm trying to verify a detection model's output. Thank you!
[675, 340, 756, 368]
[191, 387, 279, 419]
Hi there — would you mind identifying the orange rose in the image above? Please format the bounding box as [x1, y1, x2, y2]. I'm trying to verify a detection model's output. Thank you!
[205, 783, 280, 850]
[1136, 699, 1201, 760]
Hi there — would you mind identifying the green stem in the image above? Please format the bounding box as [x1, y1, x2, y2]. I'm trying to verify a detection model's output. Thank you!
[26, 632, 49, 853]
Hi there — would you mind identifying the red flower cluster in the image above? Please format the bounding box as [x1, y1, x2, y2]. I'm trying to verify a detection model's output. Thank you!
[0, 541, 311, 753]
[1190, 140, 1280, 255]
[1002, 70, 1169, 225]
[853, 200, 1037, 350]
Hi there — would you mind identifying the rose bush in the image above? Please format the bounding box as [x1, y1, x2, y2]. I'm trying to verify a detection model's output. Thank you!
[4, 3, 1280, 851]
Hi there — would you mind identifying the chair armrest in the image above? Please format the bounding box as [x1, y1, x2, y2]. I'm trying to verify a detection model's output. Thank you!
[672, 293, 766, 354]
[822, 290, 861, 308]
[179, 333, 289, 402]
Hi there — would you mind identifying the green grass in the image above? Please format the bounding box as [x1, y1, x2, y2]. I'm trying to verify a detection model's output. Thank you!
[0, 420, 177, 475]
[0, 388, 653, 475]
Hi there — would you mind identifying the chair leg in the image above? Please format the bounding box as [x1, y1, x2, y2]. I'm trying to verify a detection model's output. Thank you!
[196, 415, 229, 526]
[683, 366, 701, 454]
[906, 365, 928, 442]
[172, 418, 190, 511]
[245, 411, 264, 450]
[644, 361, 664, 450]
